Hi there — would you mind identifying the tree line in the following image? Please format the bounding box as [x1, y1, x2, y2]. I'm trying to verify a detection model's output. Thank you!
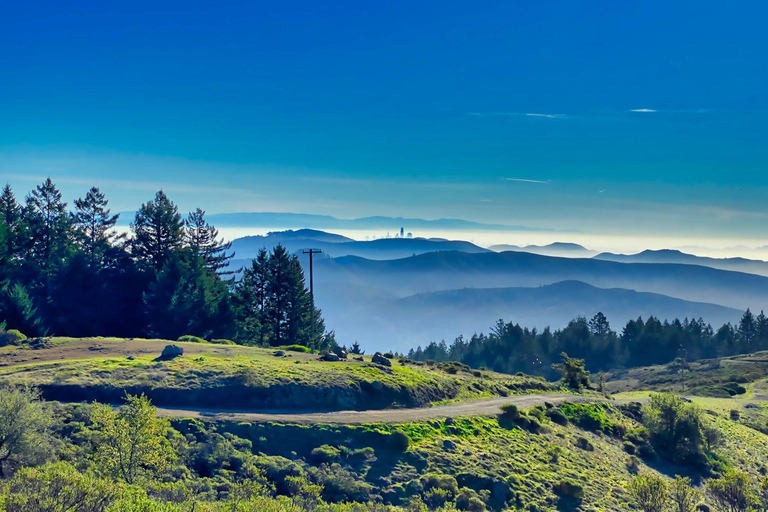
[409, 309, 768, 377]
[0, 179, 333, 348]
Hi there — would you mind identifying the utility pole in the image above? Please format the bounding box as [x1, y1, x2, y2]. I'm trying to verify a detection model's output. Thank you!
[303, 248, 322, 350]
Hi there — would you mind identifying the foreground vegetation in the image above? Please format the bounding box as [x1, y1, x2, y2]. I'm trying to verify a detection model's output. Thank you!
[4, 384, 768, 511]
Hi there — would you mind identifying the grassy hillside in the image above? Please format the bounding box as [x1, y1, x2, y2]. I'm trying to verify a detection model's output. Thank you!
[0, 337, 558, 411]
[606, 350, 768, 398]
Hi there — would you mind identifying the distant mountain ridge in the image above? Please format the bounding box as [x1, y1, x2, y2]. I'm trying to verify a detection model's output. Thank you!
[229, 229, 491, 262]
[489, 242, 597, 258]
[594, 249, 768, 277]
[311, 250, 768, 311]
[319, 280, 743, 351]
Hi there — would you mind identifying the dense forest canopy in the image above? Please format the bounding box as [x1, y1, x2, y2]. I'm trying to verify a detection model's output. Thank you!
[0, 179, 334, 349]
[409, 309, 768, 377]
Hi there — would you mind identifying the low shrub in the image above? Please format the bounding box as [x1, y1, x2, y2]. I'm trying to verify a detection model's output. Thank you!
[281, 344, 311, 353]
[310, 444, 341, 464]
[499, 404, 520, 420]
[389, 431, 410, 452]
[177, 335, 206, 343]
[210, 338, 236, 345]
[0, 329, 27, 346]
[553, 480, 584, 499]
[574, 436, 594, 451]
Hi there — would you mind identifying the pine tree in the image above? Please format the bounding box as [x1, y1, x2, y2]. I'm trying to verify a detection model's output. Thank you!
[232, 249, 270, 345]
[21, 179, 72, 285]
[757, 311, 768, 350]
[737, 309, 757, 352]
[130, 191, 183, 271]
[266, 245, 294, 346]
[72, 187, 121, 267]
[0, 185, 21, 260]
[184, 208, 234, 274]
[143, 250, 230, 340]
[0, 282, 46, 336]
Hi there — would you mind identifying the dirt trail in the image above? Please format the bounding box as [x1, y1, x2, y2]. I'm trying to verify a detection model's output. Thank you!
[155, 393, 604, 425]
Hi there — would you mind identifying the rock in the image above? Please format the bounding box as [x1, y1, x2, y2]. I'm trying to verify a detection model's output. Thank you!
[372, 352, 392, 367]
[160, 344, 183, 359]
[442, 439, 457, 450]
[332, 346, 348, 359]
[445, 417, 455, 426]
[323, 352, 340, 362]
[273, 350, 285, 357]
[126, 355, 135, 360]
[354, 356, 364, 362]
[746, 403, 759, 409]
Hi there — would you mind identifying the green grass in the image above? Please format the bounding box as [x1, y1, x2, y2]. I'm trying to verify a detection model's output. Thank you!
[606, 351, 768, 398]
[0, 340, 561, 411]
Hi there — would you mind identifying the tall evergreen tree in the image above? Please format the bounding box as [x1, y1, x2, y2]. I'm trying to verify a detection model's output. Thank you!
[130, 191, 183, 271]
[72, 187, 121, 267]
[266, 245, 294, 346]
[184, 208, 234, 274]
[21, 179, 72, 286]
[0, 185, 21, 260]
[737, 308, 757, 351]
[143, 249, 230, 340]
[232, 248, 270, 345]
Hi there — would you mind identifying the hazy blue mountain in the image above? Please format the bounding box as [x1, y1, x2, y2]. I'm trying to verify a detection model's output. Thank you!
[594, 249, 768, 277]
[199, 212, 543, 232]
[318, 281, 743, 352]
[489, 242, 597, 258]
[310, 250, 768, 311]
[229, 230, 490, 262]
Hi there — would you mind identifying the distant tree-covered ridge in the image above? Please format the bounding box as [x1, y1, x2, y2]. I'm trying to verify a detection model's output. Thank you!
[409, 309, 768, 377]
[0, 180, 334, 349]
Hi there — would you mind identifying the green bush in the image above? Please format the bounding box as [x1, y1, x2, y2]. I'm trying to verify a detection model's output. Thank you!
[389, 431, 410, 452]
[553, 480, 584, 499]
[210, 338, 236, 345]
[499, 404, 520, 420]
[310, 444, 341, 464]
[642, 393, 708, 465]
[0, 329, 27, 346]
[281, 344, 311, 353]
[177, 335, 206, 343]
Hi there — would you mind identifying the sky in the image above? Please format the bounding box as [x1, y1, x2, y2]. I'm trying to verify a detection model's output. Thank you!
[1, 1, 767, 250]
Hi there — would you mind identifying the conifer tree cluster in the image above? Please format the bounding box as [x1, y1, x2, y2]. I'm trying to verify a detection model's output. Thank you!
[0, 180, 333, 348]
[410, 309, 768, 377]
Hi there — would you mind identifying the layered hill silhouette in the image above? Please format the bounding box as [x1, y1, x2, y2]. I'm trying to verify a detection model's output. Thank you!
[311, 250, 768, 311]
[489, 242, 597, 258]
[229, 229, 490, 262]
[317, 281, 743, 351]
[594, 249, 768, 277]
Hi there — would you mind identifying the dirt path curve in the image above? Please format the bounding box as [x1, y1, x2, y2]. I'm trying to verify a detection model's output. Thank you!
[155, 393, 607, 425]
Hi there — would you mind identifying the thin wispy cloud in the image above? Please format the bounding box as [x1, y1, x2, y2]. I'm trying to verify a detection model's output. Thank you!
[629, 108, 657, 113]
[469, 112, 567, 119]
[504, 178, 552, 185]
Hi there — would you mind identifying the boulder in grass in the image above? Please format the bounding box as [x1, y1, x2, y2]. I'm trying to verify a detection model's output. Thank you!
[160, 344, 184, 360]
[323, 352, 340, 362]
[372, 352, 392, 367]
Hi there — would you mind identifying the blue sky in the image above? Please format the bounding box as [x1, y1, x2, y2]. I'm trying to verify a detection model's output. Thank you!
[1, 1, 767, 245]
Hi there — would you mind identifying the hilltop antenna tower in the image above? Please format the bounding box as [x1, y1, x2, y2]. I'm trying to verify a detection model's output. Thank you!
[303, 248, 323, 350]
